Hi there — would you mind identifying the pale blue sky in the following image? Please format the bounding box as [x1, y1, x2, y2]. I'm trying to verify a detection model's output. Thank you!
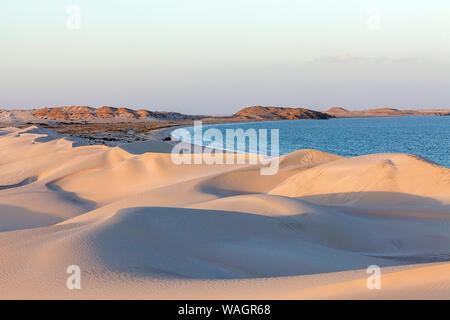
[1, 0, 449, 113]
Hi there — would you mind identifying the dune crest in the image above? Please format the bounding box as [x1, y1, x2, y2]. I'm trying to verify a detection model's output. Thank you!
[270, 153, 450, 205]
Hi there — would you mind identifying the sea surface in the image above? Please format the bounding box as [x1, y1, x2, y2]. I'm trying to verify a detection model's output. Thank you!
[176, 116, 450, 168]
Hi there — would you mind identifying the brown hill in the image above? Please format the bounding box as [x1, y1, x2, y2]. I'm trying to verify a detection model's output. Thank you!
[4, 105, 448, 128]
[233, 106, 333, 120]
[29, 106, 204, 122]
[325, 107, 450, 118]
[324, 107, 351, 117]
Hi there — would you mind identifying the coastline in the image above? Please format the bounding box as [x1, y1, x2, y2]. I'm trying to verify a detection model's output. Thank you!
[163, 116, 450, 168]
[0, 125, 449, 299]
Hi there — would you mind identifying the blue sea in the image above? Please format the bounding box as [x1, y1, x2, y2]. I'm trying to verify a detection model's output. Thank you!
[177, 116, 450, 168]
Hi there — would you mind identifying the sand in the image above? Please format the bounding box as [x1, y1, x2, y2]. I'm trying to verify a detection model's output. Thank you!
[0, 125, 449, 299]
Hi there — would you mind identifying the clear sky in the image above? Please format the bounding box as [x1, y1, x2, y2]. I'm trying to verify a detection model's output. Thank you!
[1, 0, 449, 113]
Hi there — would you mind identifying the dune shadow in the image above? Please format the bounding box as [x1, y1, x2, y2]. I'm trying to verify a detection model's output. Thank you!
[45, 181, 97, 211]
[118, 140, 174, 155]
[85, 205, 450, 280]
[118, 140, 226, 156]
[298, 191, 447, 207]
[0, 204, 61, 232]
[366, 253, 450, 263]
[0, 177, 38, 191]
[196, 183, 260, 197]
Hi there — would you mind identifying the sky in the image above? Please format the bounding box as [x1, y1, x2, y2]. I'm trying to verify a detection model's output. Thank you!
[1, 0, 449, 114]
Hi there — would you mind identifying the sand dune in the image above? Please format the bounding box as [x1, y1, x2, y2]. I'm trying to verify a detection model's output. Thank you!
[0, 126, 449, 299]
[270, 153, 450, 205]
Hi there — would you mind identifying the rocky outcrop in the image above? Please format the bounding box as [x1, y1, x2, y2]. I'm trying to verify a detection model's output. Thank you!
[233, 106, 333, 120]
[29, 106, 204, 122]
[2, 105, 449, 127]
[325, 107, 450, 118]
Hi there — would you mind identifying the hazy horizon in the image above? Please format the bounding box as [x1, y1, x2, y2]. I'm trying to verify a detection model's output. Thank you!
[1, 0, 449, 113]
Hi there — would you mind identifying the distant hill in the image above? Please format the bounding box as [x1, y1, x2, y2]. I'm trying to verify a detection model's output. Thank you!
[0, 106, 205, 124]
[325, 107, 450, 118]
[0, 105, 333, 126]
[233, 106, 333, 120]
[1, 105, 448, 127]
[31, 106, 207, 122]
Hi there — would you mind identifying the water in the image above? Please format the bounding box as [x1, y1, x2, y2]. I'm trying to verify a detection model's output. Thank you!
[176, 116, 450, 168]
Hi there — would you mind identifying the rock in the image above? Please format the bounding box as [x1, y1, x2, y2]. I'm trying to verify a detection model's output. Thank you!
[233, 106, 333, 120]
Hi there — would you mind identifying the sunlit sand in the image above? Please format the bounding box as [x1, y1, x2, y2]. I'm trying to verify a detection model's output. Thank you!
[0, 126, 449, 299]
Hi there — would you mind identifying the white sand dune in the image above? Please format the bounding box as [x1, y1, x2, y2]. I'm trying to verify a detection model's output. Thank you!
[0, 126, 449, 299]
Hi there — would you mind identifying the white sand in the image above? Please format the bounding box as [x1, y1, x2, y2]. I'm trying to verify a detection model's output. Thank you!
[0, 126, 449, 299]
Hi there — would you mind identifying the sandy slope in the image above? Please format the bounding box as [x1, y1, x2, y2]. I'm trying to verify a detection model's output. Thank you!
[0, 126, 449, 299]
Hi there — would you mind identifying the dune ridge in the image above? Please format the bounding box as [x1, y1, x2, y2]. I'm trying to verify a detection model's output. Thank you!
[0, 126, 449, 299]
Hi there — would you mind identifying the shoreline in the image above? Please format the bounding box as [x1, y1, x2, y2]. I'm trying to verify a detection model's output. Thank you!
[158, 116, 450, 169]
[0, 125, 449, 298]
[6, 114, 449, 168]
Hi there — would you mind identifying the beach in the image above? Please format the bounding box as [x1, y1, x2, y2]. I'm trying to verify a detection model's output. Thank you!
[0, 125, 449, 299]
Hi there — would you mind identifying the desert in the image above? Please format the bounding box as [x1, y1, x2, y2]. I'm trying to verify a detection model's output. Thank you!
[0, 123, 449, 299]
[2, 1, 450, 304]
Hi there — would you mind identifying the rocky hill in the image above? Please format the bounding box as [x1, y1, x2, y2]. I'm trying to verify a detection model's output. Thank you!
[325, 107, 450, 118]
[0, 106, 206, 125]
[29, 106, 205, 122]
[0, 105, 334, 126]
[1, 105, 448, 128]
[233, 106, 333, 120]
